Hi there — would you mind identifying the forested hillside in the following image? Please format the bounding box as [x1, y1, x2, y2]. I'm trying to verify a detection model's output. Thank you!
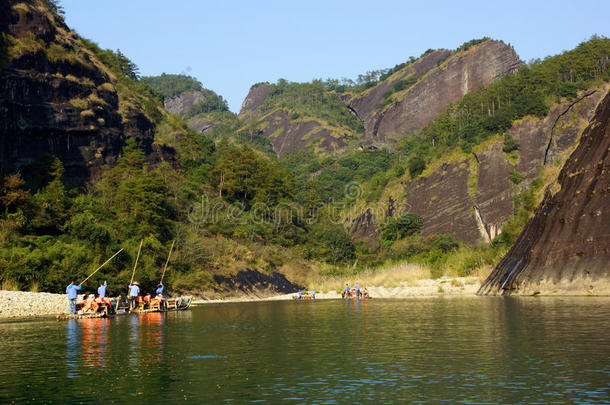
[1, 0, 608, 297]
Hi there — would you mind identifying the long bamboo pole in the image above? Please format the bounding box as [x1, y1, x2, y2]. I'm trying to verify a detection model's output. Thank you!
[79, 248, 124, 286]
[159, 240, 175, 284]
[130, 240, 143, 285]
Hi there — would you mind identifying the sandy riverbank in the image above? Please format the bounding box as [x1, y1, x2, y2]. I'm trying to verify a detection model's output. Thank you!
[193, 276, 481, 304]
[0, 276, 481, 319]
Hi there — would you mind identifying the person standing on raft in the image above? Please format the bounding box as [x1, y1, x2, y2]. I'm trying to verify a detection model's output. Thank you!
[66, 281, 82, 315]
[98, 280, 108, 298]
[128, 281, 140, 311]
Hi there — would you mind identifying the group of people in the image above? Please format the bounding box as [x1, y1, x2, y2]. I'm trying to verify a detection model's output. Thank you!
[127, 281, 165, 311]
[65, 281, 113, 315]
[342, 282, 370, 299]
[65, 280, 166, 315]
[296, 290, 316, 300]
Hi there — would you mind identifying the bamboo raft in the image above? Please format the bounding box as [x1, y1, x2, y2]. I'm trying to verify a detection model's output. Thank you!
[56, 296, 192, 320]
[56, 241, 190, 321]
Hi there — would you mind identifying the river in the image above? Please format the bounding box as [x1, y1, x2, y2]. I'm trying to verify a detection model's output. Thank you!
[1, 297, 609, 403]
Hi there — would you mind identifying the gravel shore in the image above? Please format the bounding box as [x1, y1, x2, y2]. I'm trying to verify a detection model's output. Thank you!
[1, 277, 480, 319]
[0, 290, 74, 319]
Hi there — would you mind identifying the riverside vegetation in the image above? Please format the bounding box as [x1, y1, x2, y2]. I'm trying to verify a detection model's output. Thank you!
[0, 1, 609, 296]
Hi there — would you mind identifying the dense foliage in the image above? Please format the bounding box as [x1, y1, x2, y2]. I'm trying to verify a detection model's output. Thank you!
[143, 74, 203, 99]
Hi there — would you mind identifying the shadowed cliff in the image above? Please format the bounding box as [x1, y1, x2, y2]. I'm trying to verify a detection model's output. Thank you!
[0, 0, 165, 185]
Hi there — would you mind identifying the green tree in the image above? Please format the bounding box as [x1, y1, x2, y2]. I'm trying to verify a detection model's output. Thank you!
[381, 213, 423, 242]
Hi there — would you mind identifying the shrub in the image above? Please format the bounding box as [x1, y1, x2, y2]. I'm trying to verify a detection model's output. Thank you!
[502, 134, 520, 153]
[509, 170, 524, 184]
[381, 213, 423, 242]
[408, 156, 426, 178]
[429, 234, 459, 253]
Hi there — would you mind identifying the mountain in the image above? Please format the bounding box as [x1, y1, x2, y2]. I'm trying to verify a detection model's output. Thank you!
[478, 87, 610, 295]
[144, 73, 234, 135]
[344, 39, 521, 140]
[394, 85, 607, 245]
[238, 39, 520, 156]
[341, 37, 610, 250]
[239, 80, 364, 156]
[0, 0, 169, 184]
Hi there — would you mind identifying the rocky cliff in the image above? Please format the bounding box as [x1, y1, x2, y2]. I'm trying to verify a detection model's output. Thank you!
[163, 89, 214, 116]
[238, 82, 362, 156]
[239, 83, 273, 120]
[238, 40, 520, 157]
[347, 85, 608, 246]
[478, 88, 610, 295]
[0, 0, 158, 183]
[346, 40, 521, 140]
[401, 86, 607, 245]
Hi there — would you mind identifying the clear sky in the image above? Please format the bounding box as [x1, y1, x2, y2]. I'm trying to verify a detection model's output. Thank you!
[61, 0, 609, 112]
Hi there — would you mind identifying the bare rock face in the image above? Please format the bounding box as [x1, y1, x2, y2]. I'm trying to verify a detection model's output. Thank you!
[393, 87, 608, 246]
[163, 89, 214, 116]
[347, 40, 521, 139]
[473, 142, 514, 242]
[239, 83, 273, 120]
[0, 1, 156, 183]
[405, 160, 485, 244]
[187, 117, 215, 134]
[479, 88, 610, 295]
[345, 50, 452, 138]
[254, 109, 351, 156]
[348, 208, 379, 249]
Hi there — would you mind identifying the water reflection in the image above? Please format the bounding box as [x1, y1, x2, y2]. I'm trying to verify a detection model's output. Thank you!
[66, 319, 79, 378]
[81, 318, 108, 368]
[140, 312, 164, 364]
[128, 314, 139, 367]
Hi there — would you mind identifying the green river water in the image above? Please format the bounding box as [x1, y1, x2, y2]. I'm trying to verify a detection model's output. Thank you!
[0, 297, 609, 404]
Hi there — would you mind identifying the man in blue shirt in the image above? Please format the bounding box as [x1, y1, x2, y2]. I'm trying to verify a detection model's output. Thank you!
[66, 281, 82, 314]
[97, 281, 108, 298]
[155, 283, 164, 296]
[128, 282, 140, 311]
[355, 282, 360, 298]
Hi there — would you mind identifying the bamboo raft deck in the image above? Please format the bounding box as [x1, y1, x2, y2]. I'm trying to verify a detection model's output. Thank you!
[55, 297, 192, 320]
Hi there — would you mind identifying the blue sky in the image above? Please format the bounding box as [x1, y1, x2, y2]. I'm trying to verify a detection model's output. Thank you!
[61, 0, 609, 112]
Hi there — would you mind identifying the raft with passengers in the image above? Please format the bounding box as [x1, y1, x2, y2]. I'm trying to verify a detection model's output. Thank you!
[341, 283, 371, 300]
[61, 240, 191, 320]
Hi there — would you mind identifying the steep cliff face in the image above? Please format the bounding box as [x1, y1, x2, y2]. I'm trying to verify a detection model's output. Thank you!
[252, 109, 352, 156]
[239, 83, 273, 120]
[163, 89, 214, 116]
[343, 50, 452, 138]
[238, 82, 363, 156]
[0, 0, 155, 183]
[163, 89, 218, 134]
[347, 40, 521, 140]
[478, 88, 610, 295]
[375, 86, 608, 245]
